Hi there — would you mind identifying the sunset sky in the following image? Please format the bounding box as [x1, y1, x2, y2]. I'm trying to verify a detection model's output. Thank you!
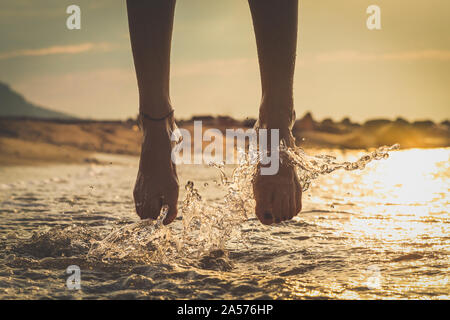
[0, 0, 449, 122]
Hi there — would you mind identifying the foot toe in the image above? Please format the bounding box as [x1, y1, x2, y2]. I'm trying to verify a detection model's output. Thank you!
[163, 191, 179, 225]
[254, 187, 274, 225]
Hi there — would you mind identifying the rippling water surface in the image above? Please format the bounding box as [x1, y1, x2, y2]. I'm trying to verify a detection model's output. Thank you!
[0, 148, 448, 299]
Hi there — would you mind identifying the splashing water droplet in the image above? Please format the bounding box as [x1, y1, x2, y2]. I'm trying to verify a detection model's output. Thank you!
[89, 144, 400, 265]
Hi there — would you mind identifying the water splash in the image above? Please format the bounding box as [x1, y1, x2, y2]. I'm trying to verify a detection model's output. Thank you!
[88, 206, 177, 264]
[283, 144, 400, 191]
[88, 144, 400, 264]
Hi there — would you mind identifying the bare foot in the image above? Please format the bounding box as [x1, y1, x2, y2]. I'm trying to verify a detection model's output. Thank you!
[252, 125, 302, 225]
[134, 114, 179, 225]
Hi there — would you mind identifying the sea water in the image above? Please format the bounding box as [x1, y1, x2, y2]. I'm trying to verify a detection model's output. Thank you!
[0, 146, 448, 299]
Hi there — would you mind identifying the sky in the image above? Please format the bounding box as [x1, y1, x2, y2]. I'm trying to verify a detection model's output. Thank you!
[0, 0, 449, 122]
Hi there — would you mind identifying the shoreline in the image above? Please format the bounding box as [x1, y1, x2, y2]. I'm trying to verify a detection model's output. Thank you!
[0, 116, 448, 166]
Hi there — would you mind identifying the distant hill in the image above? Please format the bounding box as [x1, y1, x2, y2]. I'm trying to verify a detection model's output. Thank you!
[0, 82, 74, 119]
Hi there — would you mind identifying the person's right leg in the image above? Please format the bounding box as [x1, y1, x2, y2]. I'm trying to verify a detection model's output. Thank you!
[127, 0, 179, 224]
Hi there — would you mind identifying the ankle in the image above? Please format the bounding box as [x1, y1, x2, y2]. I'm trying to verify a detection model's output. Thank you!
[139, 111, 176, 139]
[258, 102, 296, 131]
[139, 98, 173, 119]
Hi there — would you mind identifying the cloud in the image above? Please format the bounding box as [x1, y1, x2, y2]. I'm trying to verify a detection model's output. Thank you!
[315, 50, 450, 63]
[0, 42, 115, 60]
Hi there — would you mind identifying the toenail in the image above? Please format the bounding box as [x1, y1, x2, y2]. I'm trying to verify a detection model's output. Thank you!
[274, 218, 281, 223]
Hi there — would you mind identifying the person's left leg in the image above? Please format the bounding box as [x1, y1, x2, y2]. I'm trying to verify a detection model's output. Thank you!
[127, 0, 179, 224]
[248, 0, 302, 225]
